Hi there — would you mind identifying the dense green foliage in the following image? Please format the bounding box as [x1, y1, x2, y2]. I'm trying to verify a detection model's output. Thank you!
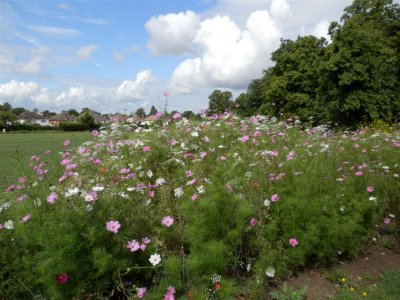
[1, 114, 398, 299]
[232, 0, 400, 126]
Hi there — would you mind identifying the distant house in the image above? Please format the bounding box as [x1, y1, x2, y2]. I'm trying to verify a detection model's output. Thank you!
[80, 109, 107, 123]
[49, 112, 77, 127]
[17, 111, 50, 126]
[127, 114, 142, 123]
[143, 115, 159, 122]
[109, 113, 127, 123]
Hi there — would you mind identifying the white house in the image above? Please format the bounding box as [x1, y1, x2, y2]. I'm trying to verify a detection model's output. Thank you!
[17, 111, 50, 126]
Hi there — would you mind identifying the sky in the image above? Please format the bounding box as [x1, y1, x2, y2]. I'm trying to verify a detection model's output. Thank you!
[0, 0, 355, 114]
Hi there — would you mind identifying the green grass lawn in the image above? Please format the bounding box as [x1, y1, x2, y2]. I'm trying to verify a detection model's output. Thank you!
[0, 131, 91, 189]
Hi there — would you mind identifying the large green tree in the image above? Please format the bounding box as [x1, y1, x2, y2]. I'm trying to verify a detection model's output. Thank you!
[208, 90, 233, 114]
[257, 36, 327, 121]
[320, 0, 400, 125]
[135, 108, 146, 118]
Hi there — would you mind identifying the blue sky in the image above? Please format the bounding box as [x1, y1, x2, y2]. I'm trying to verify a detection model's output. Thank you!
[0, 0, 355, 114]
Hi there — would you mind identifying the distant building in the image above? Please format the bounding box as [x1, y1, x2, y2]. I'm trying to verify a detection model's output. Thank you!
[143, 115, 159, 122]
[109, 113, 127, 123]
[17, 111, 50, 126]
[127, 114, 142, 123]
[49, 112, 77, 127]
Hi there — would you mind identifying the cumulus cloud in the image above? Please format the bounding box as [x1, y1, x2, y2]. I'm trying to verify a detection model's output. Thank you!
[145, 10, 200, 55]
[311, 20, 331, 41]
[171, 10, 281, 93]
[0, 80, 50, 107]
[115, 69, 154, 101]
[270, 0, 292, 22]
[76, 44, 98, 59]
[28, 25, 81, 37]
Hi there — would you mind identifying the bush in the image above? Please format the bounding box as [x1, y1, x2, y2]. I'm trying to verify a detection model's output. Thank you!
[59, 122, 90, 131]
[0, 114, 399, 298]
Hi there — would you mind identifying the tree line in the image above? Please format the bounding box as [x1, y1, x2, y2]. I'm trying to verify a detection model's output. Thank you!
[208, 0, 400, 126]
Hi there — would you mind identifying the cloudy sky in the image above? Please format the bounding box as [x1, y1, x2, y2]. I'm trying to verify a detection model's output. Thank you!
[0, 0, 354, 114]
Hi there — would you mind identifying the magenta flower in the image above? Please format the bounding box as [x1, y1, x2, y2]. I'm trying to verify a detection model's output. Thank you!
[137, 287, 147, 298]
[21, 213, 31, 223]
[271, 193, 280, 202]
[289, 238, 298, 247]
[249, 217, 257, 227]
[55, 273, 69, 284]
[143, 146, 151, 152]
[91, 129, 99, 137]
[63, 139, 71, 146]
[142, 237, 151, 244]
[366, 186, 374, 193]
[191, 193, 198, 201]
[164, 286, 176, 300]
[172, 112, 181, 120]
[355, 171, 363, 176]
[162, 216, 174, 227]
[106, 220, 121, 233]
[47, 192, 58, 204]
[127, 240, 140, 252]
[155, 112, 162, 118]
[220, 156, 227, 161]
[384, 217, 391, 225]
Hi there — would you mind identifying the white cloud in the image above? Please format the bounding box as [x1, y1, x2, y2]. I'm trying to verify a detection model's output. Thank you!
[0, 80, 41, 104]
[270, 0, 292, 22]
[311, 20, 331, 41]
[171, 10, 281, 93]
[145, 10, 200, 55]
[57, 3, 72, 11]
[20, 56, 43, 74]
[28, 25, 81, 37]
[113, 52, 125, 62]
[115, 70, 154, 101]
[76, 44, 98, 59]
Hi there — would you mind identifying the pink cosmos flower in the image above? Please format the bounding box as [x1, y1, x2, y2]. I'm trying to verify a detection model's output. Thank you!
[127, 240, 140, 252]
[106, 220, 121, 233]
[250, 217, 257, 227]
[191, 193, 198, 201]
[21, 213, 31, 223]
[155, 112, 162, 119]
[63, 140, 71, 146]
[384, 217, 391, 225]
[271, 194, 280, 202]
[168, 139, 177, 146]
[55, 273, 69, 284]
[199, 151, 207, 159]
[47, 192, 58, 204]
[162, 216, 174, 227]
[220, 156, 227, 161]
[289, 238, 298, 247]
[142, 237, 151, 244]
[366, 186, 374, 193]
[172, 112, 181, 120]
[143, 146, 151, 152]
[164, 286, 175, 300]
[137, 287, 147, 298]
[239, 135, 250, 142]
[91, 129, 99, 137]
[355, 171, 363, 176]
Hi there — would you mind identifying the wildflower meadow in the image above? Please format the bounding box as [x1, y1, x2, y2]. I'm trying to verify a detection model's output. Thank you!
[0, 113, 399, 299]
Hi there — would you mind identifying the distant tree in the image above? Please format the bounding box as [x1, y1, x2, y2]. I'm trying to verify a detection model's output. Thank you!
[68, 109, 79, 116]
[79, 111, 96, 129]
[0, 111, 16, 127]
[208, 90, 233, 114]
[33, 108, 39, 113]
[135, 108, 146, 118]
[182, 110, 195, 119]
[0, 102, 12, 111]
[12, 107, 25, 116]
[42, 110, 57, 118]
[149, 105, 158, 115]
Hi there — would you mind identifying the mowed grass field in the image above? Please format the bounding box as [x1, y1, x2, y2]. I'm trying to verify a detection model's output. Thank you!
[0, 131, 91, 189]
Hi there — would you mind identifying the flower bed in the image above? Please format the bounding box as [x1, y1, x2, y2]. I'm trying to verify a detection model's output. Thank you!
[1, 114, 399, 299]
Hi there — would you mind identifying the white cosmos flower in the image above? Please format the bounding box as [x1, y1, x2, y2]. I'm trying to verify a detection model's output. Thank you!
[92, 186, 104, 192]
[265, 267, 275, 277]
[264, 199, 271, 207]
[65, 187, 79, 197]
[149, 253, 161, 266]
[4, 220, 14, 229]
